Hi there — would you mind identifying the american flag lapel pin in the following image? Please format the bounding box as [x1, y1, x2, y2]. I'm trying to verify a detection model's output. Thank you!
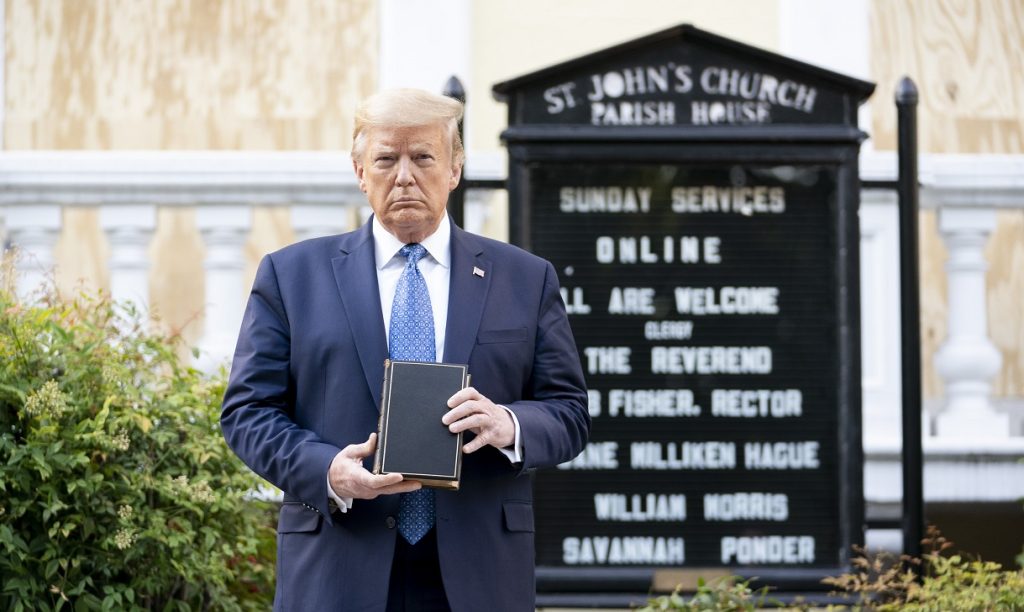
[473, 266, 485, 278]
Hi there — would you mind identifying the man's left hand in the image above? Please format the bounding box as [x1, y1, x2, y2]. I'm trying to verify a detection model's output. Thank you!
[443, 387, 515, 453]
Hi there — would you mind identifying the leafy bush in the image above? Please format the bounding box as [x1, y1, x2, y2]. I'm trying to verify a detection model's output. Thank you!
[823, 528, 1024, 611]
[0, 268, 275, 610]
[638, 527, 1024, 611]
[637, 576, 775, 611]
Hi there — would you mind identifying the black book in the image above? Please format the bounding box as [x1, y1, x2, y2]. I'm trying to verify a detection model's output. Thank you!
[373, 359, 469, 490]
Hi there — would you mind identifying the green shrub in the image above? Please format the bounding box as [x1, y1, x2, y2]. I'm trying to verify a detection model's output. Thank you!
[0, 270, 275, 610]
[636, 576, 775, 611]
[637, 527, 1024, 611]
[823, 528, 1024, 611]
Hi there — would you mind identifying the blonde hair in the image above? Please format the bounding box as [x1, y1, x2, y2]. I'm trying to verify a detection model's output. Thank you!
[351, 88, 464, 167]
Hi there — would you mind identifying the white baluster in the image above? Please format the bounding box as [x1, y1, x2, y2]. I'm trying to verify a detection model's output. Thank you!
[195, 205, 252, 371]
[4, 205, 62, 299]
[934, 207, 1008, 438]
[464, 189, 490, 236]
[291, 204, 354, 243]
[100, 205, 156, 306]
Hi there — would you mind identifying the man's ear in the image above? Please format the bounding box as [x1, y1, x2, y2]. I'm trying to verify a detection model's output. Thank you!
[353, 159, 366, 192]
[449, 163, 463, 191]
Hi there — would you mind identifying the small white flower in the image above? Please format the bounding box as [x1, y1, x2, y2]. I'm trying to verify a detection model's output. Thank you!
[24, 380, 69, 418]
[113, 529, 136, 550]
[111, 429, 130, 451]
[191, 481, 216, 504]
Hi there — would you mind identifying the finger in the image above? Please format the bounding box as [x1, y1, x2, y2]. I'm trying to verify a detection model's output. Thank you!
[448, 413, 488, 434]
[447, 386, 480, 408]
[463, 435, 488, 454]
[363, 471, 407, 490]
[442, 401, 480, 425]
[374, 480, 423, 496]
[344, 471, 413, 499]
[342, 432, 378, 459]
[353, 476, 422, 499]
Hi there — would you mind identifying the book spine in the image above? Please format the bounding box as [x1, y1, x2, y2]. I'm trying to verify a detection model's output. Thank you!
[372, 359, 391, 474]
[453, 368, 468, 484]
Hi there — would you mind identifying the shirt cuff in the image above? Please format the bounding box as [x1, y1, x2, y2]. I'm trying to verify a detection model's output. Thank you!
[327, 470, 353, 513]
[497, 405, 523, 464]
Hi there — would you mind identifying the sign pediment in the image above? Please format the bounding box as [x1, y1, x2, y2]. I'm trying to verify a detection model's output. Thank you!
[493, 24, 874, 131]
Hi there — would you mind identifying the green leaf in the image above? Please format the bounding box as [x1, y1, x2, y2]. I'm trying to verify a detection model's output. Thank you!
[0, 383, 27, 401]
[94, 400, 110, 426]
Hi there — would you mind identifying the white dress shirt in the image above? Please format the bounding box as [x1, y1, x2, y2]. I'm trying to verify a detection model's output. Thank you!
[373, 213, 451, 362]
[328, 215, 522, 512]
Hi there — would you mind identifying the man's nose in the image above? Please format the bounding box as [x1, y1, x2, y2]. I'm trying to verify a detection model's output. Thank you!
[395, 157, 415, 186]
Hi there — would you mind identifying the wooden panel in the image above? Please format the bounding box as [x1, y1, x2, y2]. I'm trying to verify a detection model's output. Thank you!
[5, 0, 377, 150]
[870, 0, 1024, 153]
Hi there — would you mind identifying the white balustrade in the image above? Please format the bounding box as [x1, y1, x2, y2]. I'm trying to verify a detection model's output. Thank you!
[933, 207, 1008, 438]
[1, 151, 1021, 464]
[291, 204, 355, 243]
[3, 204, 62, 299]
[195, 205, 252, 371]
[100, 204, 157, 306]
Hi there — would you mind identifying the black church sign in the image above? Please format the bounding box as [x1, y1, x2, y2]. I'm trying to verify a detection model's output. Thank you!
[493, 25, 874, 597]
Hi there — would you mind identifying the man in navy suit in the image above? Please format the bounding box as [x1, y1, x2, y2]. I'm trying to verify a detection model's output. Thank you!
[221, 88, 590, 611]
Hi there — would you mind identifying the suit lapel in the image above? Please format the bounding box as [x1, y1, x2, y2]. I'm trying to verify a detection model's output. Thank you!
[331, 222, 389, 408]
[444, 223, 490, 364]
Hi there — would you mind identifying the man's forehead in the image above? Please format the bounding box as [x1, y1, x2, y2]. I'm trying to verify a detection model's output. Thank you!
[366, 124, 447, 149]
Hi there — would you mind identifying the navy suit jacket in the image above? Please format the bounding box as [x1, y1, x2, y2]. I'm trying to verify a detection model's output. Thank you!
[221, 218, 590, 611]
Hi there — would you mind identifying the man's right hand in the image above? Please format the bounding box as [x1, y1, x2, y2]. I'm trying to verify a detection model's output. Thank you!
[328, 432, 422, 500]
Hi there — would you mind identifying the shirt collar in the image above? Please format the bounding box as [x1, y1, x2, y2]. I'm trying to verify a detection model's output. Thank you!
[372, 212, 451, 270]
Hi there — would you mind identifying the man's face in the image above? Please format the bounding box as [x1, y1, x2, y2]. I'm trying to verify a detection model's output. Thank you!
[353, 123, 461, 244]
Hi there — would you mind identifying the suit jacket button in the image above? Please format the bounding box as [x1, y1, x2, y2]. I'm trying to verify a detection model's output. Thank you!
[385, 516, 397, 529]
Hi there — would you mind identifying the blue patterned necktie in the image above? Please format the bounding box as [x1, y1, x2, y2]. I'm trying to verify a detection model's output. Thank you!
[390, 243, 436, 544]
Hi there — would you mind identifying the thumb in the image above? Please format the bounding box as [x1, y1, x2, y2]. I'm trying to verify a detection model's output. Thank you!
[344, 432, 377, 460]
